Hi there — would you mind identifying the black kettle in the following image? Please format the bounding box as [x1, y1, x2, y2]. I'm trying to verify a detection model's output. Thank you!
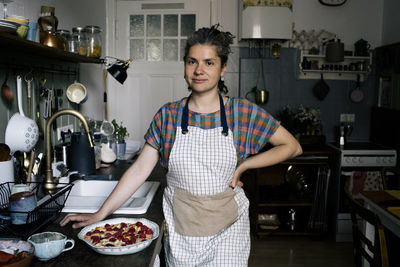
[69, 132, 96, 175]
[354, 39, 370, 56]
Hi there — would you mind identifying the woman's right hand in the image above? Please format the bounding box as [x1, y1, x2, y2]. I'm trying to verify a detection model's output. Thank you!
[59, 212, 105, 229]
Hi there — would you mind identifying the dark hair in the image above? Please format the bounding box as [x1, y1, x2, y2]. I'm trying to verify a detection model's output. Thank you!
[184, 24, 235, 94]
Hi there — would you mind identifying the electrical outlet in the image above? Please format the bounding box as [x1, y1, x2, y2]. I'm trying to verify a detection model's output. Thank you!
[347, 113, 355, 122]
[57, 124, 74, 141]
[340, 113, 347, 122]
[340, 113, 356, 123]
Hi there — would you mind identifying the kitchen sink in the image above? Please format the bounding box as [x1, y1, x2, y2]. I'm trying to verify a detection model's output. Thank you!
[62, 180, 160, 214]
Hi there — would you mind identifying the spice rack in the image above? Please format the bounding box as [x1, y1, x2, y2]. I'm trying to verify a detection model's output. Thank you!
[297, 49, 372, 81]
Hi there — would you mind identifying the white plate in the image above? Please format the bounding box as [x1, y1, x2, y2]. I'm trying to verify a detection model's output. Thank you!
[77, 218, 160, 255]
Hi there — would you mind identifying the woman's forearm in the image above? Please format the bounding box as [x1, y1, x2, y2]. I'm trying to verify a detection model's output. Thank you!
[95, 144, 159, 218]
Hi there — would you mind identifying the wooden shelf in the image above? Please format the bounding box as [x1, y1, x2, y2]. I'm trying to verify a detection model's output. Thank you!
[259, 202, 312, 207]
[256, 229, 321, 237]
[0, 32, 102, 64]
[297, 50, 372, 81]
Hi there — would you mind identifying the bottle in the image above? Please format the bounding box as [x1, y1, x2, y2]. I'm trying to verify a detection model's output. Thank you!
[38, 6, 58, 32]
[72, 27, 88, 56]
[339, 124, 345, 147]
[85, 25, 102, 58]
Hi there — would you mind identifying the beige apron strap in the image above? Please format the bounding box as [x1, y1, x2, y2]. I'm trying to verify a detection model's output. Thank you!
[173, 188, 238, 237]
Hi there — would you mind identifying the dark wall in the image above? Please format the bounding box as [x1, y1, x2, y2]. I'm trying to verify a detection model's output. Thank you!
[239, 47, 377, 143]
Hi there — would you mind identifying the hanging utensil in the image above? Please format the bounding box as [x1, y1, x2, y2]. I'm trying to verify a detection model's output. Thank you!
[313, 73, 330, 101]
[350, 74, 364, 103]
[26, 150, 35, 183]
[5, 76, 39, 154]
[24, 71, 33, 118]
[1, 69, 14, 104]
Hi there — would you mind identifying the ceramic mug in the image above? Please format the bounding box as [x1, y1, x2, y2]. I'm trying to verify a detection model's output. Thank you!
[28, 232, 75, 261]
[0, 158, 14, 184]
[9, 191, 37, 225]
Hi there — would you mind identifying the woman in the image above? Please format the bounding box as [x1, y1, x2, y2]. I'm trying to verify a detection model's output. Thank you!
[60, 25, 302, 266]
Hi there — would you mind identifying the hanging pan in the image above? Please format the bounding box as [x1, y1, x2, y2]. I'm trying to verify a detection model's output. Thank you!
[313, 74, 330, 101]
[350, 74, 364, 103]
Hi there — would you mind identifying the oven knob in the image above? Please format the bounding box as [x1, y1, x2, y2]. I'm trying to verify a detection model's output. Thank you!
[376, 157, 381, 164]
[382, 157, 388, 164]
[352, 157, 358, 163]
[389, 157, 395, 164]
[359, 157, 363, 164]
[345, 157, 352, 164]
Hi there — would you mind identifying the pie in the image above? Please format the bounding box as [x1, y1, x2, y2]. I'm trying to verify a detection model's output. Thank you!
[84, 221, 153, 247]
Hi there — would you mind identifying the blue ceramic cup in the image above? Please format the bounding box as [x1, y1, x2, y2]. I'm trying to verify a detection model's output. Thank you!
[9, 191, 37, 225]
[28, 232, 75, 261]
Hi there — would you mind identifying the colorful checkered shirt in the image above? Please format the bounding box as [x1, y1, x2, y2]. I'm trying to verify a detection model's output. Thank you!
[144, 97, 280, 169]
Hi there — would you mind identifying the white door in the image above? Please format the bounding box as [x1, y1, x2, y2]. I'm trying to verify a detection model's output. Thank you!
[111, 0, 211, 143]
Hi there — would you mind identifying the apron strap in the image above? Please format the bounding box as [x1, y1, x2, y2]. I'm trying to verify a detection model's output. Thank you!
[181, 94, 228, 136]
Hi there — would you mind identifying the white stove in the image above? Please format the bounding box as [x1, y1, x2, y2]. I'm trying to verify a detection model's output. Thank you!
[338, 142, 397, 167]
[330, 142, 397, 242]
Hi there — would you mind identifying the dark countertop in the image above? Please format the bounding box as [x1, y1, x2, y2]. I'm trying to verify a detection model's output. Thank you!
[31, 160, 166, 267]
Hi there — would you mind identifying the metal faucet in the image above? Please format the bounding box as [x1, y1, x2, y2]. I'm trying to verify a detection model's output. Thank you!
[44, 109, 94, 192]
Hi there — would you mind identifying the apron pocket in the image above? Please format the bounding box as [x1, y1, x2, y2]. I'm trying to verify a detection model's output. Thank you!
[173, 188, 238, 237]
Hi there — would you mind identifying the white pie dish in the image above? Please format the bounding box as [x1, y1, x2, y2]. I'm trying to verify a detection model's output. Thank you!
[77, 217, 160, 255]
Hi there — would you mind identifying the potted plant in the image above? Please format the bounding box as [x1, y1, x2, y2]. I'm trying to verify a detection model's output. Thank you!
[111, 119, 129, 159]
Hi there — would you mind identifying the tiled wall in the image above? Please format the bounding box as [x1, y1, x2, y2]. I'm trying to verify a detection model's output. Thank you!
[235, 47, 377, 143]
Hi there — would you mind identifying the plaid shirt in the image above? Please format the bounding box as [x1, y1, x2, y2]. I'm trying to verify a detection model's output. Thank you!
[144, 97, 280, 169]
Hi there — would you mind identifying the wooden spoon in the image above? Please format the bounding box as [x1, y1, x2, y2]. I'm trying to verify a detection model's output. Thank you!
[0, 143, 11, 161]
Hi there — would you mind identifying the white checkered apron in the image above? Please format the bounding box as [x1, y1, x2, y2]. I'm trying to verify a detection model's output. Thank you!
[162, 95, 250, 266]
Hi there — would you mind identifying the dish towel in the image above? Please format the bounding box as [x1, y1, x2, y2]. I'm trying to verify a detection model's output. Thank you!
[351, 171, 383, 196]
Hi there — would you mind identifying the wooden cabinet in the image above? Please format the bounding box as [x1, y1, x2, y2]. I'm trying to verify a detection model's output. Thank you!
[297, 50, 372, 81]
[242, 146, 339, 238]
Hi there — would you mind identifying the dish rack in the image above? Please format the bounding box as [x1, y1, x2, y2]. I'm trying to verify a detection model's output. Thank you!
[0, 182, 73, 239]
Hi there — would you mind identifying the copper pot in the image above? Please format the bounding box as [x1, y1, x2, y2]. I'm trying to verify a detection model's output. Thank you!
[40, 31, 66, 50]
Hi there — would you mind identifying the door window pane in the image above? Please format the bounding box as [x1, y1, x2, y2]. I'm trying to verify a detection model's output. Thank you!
[147, 39, 161, 61]
[164, 14, 178, 36]
[130, 39, 144, 60]
[181, 14, 195, 36]
[163, 39, 178, 61]
[180, 39, 187, 61]
[130, 15, 144, 37]
[146, 15, 161, 37]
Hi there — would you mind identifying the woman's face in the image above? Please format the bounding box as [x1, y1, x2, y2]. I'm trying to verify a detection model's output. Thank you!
[184, 44, 226, 94]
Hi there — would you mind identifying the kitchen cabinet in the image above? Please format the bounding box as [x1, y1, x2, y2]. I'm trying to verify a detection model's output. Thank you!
[297, 49, 372, 81]
[242, 145, 339, 238]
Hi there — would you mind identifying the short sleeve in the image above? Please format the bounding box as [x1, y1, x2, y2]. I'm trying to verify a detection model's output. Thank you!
[228, 98, 280, 162]
[144, 107, 163, 150]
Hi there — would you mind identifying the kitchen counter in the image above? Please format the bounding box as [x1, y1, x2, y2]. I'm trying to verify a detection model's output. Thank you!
[31, 160, 166, 267]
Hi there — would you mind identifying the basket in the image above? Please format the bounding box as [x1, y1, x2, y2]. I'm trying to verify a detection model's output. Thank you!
[0, 182, 73, 239]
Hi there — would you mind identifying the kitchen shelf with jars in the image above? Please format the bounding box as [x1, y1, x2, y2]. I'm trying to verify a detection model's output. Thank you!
[0, 32, 102, 64]
[297, 49, 372, 81]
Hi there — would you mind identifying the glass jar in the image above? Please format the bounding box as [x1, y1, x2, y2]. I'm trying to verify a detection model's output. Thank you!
[56, 29, 70, 51]
[84, 25, 102, 58]
[72, 27, 88, 56]
[67, 32, 79, 54]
